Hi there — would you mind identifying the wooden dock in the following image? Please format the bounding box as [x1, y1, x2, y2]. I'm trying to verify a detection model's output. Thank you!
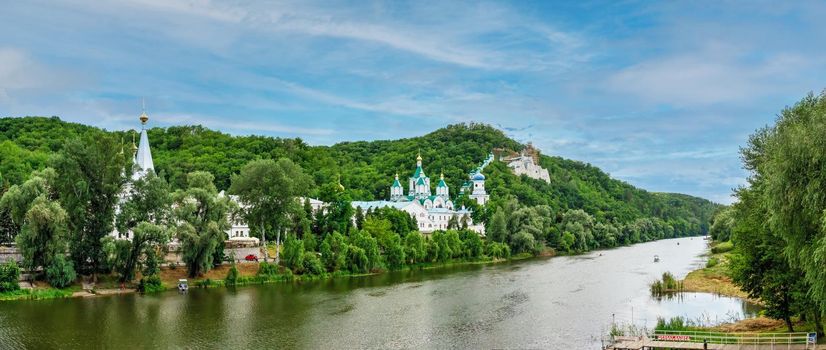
[606, 331, 818, 350]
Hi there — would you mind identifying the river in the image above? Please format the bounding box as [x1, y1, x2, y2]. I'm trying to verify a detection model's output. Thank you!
[0, 237, 758, 349]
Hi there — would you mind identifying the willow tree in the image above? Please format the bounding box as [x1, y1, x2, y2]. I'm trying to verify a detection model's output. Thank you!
[174, 171, 231, 277]
[740, 91, 826, 334]
[16, 196, 70, 274]
[51, 134, 125, 275]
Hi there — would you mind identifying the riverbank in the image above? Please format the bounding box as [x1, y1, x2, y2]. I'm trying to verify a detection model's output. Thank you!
[1, 253, 533, 301]
[679, 242, 750, 300]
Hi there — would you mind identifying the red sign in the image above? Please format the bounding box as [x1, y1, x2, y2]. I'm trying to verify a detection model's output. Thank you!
[656, 335, 691, 341]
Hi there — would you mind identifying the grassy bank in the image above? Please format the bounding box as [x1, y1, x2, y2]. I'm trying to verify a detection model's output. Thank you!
[1, 252, 538, 301]
[680, 242, 750, 300]
[0, 287, 76, 301]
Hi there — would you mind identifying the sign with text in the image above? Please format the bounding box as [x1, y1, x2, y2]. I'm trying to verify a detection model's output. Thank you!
[656, 334, 691, 341]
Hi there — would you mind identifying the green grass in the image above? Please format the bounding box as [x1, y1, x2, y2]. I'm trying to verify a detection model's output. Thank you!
[711, 241, 734, 254]
[651, 272, 684, 296]
[0, 287, 75, 301]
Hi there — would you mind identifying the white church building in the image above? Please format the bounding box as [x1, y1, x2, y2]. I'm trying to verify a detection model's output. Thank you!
[352, 154, 488, 234]
[111, 109, 255, 243]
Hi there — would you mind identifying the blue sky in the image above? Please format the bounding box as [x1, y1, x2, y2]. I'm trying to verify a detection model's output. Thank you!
[2, 1, 825, 204]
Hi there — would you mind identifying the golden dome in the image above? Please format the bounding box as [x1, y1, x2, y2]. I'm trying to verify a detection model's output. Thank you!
[139, 112, 149, 125]
[416, 152, 422, 161]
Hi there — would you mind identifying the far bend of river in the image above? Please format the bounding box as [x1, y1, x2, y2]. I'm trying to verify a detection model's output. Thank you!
[0, 237, 759, 349]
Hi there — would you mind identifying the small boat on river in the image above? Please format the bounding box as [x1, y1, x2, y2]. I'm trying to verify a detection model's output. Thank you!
[178, 279, 188, 292]
[654, 255, 660, 262]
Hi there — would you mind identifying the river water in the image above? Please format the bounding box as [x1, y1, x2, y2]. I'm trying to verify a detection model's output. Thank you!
[0, 237, 758, 349]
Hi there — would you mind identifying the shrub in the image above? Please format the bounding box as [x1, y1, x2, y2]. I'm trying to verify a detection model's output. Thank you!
[711, 241, 734, 254]
[655, 316, 696, 331]
[706, 257, 719, 268]
[138, 275, 164, 293]
[302, 252, 325, 275]
[486, 242, 511, 259]
[0, 260, 21, 292]
[225, 265, 240, 286]
[257, 262, 279, 278]
[45, 255, 76, 289]
[650, 272, 683, 296]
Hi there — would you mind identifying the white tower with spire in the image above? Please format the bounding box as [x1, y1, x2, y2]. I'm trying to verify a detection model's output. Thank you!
[132, 103, 155, 180]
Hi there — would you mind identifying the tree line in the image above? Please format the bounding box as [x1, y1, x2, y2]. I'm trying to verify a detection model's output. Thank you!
[709, 92, 826, 336]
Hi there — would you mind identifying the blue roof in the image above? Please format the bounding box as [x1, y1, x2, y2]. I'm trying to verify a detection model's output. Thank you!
[413, 166, 424, 178]
[471, 172, 486, 180]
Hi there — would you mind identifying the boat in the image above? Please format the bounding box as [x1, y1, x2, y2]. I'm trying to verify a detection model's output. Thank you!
[178, 279, 188, 292]
[654, 255, 660, 262]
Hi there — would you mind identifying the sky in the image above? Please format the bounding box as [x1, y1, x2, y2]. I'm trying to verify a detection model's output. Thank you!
[2, 1, 826, 204]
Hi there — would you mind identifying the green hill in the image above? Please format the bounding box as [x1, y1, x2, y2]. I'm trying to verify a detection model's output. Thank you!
[0, 116, 718, 241]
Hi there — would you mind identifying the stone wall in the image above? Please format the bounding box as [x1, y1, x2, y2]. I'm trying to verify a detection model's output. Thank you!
[0, 246, 22, 264]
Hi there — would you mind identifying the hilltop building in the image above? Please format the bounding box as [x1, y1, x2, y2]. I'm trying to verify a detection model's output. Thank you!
[353, 154, 487, 234]
[499, 144, 550, 183]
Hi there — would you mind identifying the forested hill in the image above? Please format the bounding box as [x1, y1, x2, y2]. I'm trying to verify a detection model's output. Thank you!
[0, 116, 718, 234]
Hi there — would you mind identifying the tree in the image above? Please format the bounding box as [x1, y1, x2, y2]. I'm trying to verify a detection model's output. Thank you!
[404, 231, 426, 264]
[320, 231, 348, 272]
[16, 196, 69, 274]
[383, 234, 405, 269]
[460, 230, 483, 258]
[45, 255, 76, 289]
[175, 171, 231, 277]
[729, 187, 808, 332]
[354, 206, 365, 230]
[281, 234, 305, 272]
[0, 260, 21, 292]
[0, 168, 56, 240]
[487, 210, 508, 243]
[447, 215, 459, 230]
[50, 134, 125, 276]
[229, 158, 313, 261]
[115, 172, 173, 235]
[734, 92, 826, 335]
[114, 222, 171, 283]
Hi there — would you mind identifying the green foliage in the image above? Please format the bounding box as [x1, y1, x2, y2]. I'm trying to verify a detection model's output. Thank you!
[45, 255, 76, 289]
[301, 252, 324, 275]
[710, 241, 733, 254]
[709, 206, 735, 242]
[650, 271, 683, 296]
[0, 260, 21, 292]
[138, 275, 164, 293]
[485, 242, 511, 259]
[111, 222, 171, 283]
[229, 158, 313, 242]
[50, 133, 125, 275]
[655, 316, 696, 331]
[403, 231, 426, 264]
[487, 210, 507, 243]
[350, 230, 380, 271]
[460, 230, 484, 258]
[16, 196, 69, 272]
[705, 257, 719, 268]
[320, 232, 348, 272]
[175, 171, 231, 277]
[725, 92, 826, 333]
[0, 118, 716, 242]
[257, 261, 279, 278]
[225, 265, 240, 286]
[281, 234, 305, 271]
[115, 172, 173, 235]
